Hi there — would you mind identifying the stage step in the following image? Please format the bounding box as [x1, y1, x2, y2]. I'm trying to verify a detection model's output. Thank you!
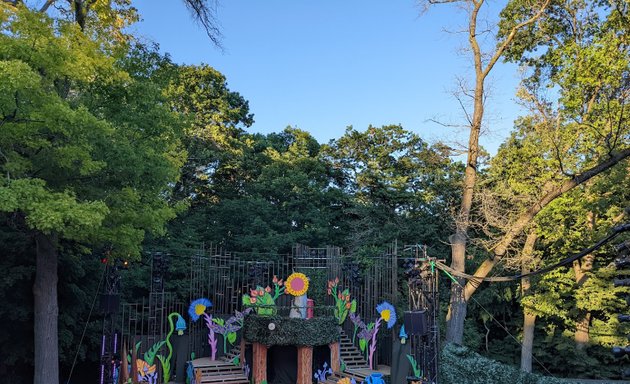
[191, 357, 249, 384]
[338, 331, 369, 370]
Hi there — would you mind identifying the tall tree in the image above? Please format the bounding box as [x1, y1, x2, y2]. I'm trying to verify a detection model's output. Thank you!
[461, 0, 630, 309]
[422, 0, 552, 344]
[426, 0, 630, 344]
[0, 6, 184, 384]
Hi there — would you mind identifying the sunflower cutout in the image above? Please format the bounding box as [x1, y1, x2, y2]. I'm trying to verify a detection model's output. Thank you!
[285, 272, 309, 296]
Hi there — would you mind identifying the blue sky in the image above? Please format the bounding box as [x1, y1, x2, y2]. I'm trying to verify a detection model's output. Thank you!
[132, 0, 525, 154]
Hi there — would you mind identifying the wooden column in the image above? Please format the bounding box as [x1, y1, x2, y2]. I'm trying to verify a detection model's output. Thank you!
[239, 337, 245, 367]
[253, 342, 267, 384]
[297, 346, 313, 384]
[329, 342, 340, 372]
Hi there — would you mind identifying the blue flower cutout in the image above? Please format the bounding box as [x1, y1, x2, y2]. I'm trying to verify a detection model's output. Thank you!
[188, 298, 212, 322]
[399, 324, 408, 341]
[176, 314, 187, 335]
[376, 301, 396, 329]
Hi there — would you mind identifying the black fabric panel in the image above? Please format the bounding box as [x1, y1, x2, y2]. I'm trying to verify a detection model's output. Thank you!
[267, 346, 297, 384]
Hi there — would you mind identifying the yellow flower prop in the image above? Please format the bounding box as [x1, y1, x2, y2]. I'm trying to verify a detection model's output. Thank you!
[136, 359, 156, 377]
[337, 378, 351, 384]
[285, 272, 309, 296]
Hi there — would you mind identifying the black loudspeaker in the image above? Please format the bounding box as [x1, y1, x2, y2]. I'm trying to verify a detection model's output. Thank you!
[403, 310, 428, 336]
[100, 294, 120, 314]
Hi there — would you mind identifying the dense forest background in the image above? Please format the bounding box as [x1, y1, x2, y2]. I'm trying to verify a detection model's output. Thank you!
[0, 1, 629, 383]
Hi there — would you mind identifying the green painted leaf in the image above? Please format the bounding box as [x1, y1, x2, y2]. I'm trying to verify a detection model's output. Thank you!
[143, 340, 165, 365]
[227, 331, 237, 344]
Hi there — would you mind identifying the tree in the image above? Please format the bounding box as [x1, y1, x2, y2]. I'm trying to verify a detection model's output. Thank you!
[425, 0, 630, 344]
[3, 0, 222, 45]
[422, 0, 553, 344]
[324, 125, 461, 251]
[0, 6, 184, 383]
[462, 0, 630, 311]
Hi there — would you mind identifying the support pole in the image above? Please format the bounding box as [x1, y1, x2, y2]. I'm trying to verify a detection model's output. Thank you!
[329, 342, 340, 372]
[240, 337, 245, 367]
[253, 342, 267, 384]
[297, 346, 313, 384]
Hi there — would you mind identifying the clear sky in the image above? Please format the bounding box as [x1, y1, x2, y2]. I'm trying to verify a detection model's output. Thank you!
[131, 0, 525, 154]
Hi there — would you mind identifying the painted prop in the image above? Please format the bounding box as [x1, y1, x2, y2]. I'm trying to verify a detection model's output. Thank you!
[286, 272, 309, 318]
[242, 275, 285, 315]
[327, 278, 356, 324]
[207, 308, 252, 354]
[157, 312, 185, 383]
[368, 301, 396, 370]
[188, 298, 217, 360]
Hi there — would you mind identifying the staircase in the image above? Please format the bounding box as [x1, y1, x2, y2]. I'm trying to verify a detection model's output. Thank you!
[339, 331, 369, 370]
[318, 331, 376, 383]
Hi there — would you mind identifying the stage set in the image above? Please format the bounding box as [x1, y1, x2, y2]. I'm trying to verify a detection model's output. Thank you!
[99, 244, 439, 384]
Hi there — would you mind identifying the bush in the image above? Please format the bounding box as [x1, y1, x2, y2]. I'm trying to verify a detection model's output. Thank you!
[440, 343, 573, 384]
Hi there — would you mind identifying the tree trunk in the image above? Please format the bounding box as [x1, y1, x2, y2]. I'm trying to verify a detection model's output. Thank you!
[573, 249, 594, 349]
[520, 231, 537, 373]
[521, 311, 536, 373]
[446, 232, 470, 344]
[33, 232, 59, 384]
[574, 313, 591, 349]
[445, 0, 485, 344]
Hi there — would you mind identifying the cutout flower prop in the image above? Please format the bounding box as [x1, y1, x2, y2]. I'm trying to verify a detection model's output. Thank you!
[399, 324, 408, 344]
[349, 312, 366, 346]
[188, 298, 212, 322]
[314, 362, 332, 381]
[136, 359, 157, 383]
[210, 308, 253, 354]
[176, 315, 187, 336]
[367, 301, 396, 369]
[242, 276, 285, 316]
[285, 272, 309, 296]
[328, 278, 356, 324]
[157, 312, 185, 382]
[377, 301, 397, 328]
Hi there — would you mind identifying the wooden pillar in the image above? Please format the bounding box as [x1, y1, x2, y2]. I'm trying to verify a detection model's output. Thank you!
[253, 342, 267, 384]
[297, 346, 313, 384]
[239, 337, 245, 367]
[329, 342, 340, 372]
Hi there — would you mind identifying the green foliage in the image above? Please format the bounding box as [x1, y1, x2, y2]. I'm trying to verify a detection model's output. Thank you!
[0, 5, 184, 258]
[440, 344, 565, 384]
[324, 125, 461, 252]
[242, 314, 339, 346]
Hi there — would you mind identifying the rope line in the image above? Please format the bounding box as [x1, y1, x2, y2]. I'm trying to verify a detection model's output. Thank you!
[436, 223, 630, 283]
[66, 262, 106, 384]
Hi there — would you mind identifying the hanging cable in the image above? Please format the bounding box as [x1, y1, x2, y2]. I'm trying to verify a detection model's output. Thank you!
[66, 262, 107, 384]
[436, 222, 630, 283]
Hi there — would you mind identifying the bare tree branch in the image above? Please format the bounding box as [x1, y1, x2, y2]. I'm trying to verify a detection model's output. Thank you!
[182, 0, 223, 49]
[482, 0, 552, 79]
[39, 0, 56, 12]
